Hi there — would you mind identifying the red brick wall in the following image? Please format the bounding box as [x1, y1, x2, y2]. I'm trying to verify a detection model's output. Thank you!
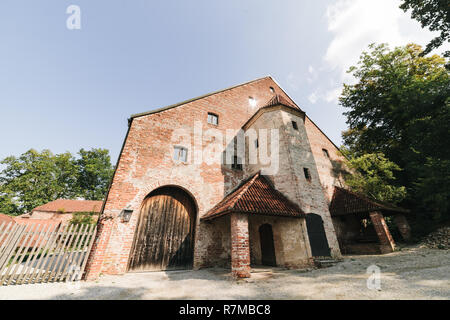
[85, 77, 300, 278]
[230, 213, 251, 278]
[369, 211, 395, 253]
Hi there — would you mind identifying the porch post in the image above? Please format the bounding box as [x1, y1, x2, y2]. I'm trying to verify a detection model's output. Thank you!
[369, 211, 395, 254]
[393, 214, 411, 241]
[230, 212, 251, 278]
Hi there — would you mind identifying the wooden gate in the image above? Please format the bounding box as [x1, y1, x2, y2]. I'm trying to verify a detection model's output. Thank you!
[306, 213, 331, 257]
[259, 224, 276, 266]
[128, 186, 196, 272]
[0, 222, 97, 286]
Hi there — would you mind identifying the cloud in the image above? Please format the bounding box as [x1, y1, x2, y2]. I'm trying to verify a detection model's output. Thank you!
[325, 88, 341, 103]
[308, 92, 318, 104]
[286, 72, 300, 91]
[324, 0, 444, 83]
[307, 65, 318, 83]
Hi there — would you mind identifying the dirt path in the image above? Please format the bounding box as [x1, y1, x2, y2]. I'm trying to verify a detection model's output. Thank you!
[0, 246, 448, 300]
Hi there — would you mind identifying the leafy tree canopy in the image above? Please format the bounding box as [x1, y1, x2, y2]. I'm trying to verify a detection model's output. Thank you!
[76, 148, 115, 201]
[342, 151, 407, 204]
[0, 148, 114, 215]
[340, 43, 450, 222]
[400, 0, 450, 57]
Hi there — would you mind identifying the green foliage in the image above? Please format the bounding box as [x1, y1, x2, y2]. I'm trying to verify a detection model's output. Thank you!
[0, 148, 114, 215]
[340, 43, 450, 226]
[75, 148, 115, 201]
[399, 0, 450, 57]
[0, 149, 78, 214]
[343, 151, 407, 204]
[69, 211, 98, 226]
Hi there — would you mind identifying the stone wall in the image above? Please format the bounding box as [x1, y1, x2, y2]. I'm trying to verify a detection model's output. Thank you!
[85, 77, 299, 278]
[244, 107, 341, 259]
[248, 215, 311, 268]
[304, 116, 348, 202]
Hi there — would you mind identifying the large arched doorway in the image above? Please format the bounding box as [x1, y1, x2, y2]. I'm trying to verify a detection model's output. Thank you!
[128, 186, 197, 272]
[306, 213, 331, 257]
[259, 224, 276, 266]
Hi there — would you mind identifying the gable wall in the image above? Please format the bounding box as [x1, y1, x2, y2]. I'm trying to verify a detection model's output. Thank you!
[244, 108, 341, 258]
[86, 77, 303, 276]
[304, 116, 348, 202]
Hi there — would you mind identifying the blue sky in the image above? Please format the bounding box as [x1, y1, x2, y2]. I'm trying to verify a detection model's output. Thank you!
[0, 0, 443, 163]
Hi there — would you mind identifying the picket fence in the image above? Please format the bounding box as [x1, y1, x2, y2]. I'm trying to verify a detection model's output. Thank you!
[0, 221, 96, 286]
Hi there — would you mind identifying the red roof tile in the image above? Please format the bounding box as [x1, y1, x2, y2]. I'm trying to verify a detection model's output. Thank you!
[202, 172, 305, 220]
[14, 218, 61, 231]
[329, 187, 409, 217]
[32, 199, 103, 214]
[0, 213, 16, 226]
[263, 94, 300, 110]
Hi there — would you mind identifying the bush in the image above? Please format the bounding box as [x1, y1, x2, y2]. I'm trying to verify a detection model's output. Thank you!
[69, 211, 98, 226]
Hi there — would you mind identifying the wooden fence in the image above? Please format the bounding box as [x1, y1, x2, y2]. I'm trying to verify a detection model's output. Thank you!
[0, 222, 96, 286]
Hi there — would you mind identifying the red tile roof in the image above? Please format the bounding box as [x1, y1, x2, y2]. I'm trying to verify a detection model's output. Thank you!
[32, 199, 103, 214]
[0, 213, 16, 226]
[14, 218, 61, 232]
[202, 172, 305, 221]
[13, 218, 61, 246]
[329, 187, 409, 217]
[263, 94, 299, 110]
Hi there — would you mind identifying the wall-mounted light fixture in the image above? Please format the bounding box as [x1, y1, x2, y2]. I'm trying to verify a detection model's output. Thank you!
[119, 209, 133, 223]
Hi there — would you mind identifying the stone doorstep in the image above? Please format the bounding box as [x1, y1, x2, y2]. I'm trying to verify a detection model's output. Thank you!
[313, 257, 339, 268]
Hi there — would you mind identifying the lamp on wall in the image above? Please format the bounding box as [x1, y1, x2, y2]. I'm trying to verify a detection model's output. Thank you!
[119, 209, 133, 223]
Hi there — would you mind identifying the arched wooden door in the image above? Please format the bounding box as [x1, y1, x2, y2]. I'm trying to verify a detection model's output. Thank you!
[259, 224, 276, 266]
[306, 213, 331, 257]
[128, 186, 197, 272]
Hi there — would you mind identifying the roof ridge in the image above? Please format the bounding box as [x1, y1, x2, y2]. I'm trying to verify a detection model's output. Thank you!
[130, 76, 272, 120]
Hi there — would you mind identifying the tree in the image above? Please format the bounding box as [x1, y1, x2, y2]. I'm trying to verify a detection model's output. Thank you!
[400, 0, 450, 57]
[0, 148, 114, 215]
[340, 43, 450, 223]
[343, 151, 407, 204]
[75, 148, 114, 201]
[0, 149, 78, 214]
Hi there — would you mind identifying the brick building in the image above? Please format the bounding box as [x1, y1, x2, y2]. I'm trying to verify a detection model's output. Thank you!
[85, 76, 410, 279]
[26, 199, 103, 225]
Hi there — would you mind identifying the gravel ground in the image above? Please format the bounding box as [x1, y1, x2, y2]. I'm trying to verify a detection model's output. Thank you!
[1, 245, 449, 300]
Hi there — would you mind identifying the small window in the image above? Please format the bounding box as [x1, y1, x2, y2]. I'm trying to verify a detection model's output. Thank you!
[173, 146, 188, 162]
[269, 87, 275, 93]
[255, 139, 259, 148]
[303, 168, 311, 181]
[249, 96, 256, 107]
[232, 156, 243, 171]
[322, 148, 330, 158]
[292, 121, 298, 130]
[207, 113, 218, 125]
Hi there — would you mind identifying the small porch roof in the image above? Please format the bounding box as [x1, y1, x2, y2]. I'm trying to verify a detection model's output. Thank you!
[201, 172, 305, 221]
[329, 186, 409, 217]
